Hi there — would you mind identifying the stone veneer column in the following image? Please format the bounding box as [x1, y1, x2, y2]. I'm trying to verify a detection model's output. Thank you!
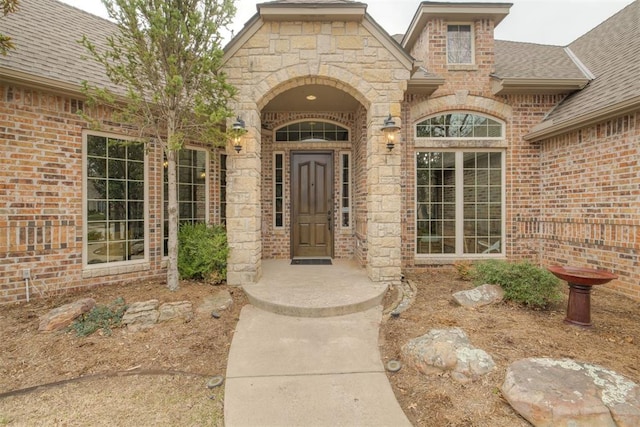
[366, 104, 402, 285]
[226, 108, 262, 285]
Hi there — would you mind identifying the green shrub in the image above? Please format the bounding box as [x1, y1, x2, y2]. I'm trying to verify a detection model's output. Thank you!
[71, 297, 127, 337]
[178, 223, 229, 283]
[473, 260, 562, 309]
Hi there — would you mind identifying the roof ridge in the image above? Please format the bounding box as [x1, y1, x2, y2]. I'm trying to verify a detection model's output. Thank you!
[563, 47, 595, 80]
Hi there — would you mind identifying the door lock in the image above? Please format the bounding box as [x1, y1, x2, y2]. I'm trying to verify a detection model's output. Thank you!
[327, 210, 332, 231]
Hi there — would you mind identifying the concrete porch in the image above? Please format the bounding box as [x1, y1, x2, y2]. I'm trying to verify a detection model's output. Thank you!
[242, 259, 388, 317]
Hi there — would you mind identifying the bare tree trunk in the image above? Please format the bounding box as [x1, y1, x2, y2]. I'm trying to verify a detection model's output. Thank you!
[166, 129, 180, 291]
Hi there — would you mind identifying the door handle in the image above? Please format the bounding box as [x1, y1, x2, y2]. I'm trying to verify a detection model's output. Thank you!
[327, 210, 332, 231]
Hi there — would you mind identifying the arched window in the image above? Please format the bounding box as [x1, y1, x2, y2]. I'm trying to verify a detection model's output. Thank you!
[416, 113, 503, 138]
[275, 121, 349, 142]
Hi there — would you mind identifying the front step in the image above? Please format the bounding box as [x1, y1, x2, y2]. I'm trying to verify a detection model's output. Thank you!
[242, 259, 388, 317]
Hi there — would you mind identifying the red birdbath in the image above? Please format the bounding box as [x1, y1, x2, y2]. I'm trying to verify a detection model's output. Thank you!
[547, 266, 618, 328]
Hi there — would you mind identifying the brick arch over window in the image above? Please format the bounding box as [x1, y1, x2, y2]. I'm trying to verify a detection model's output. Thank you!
[411, 94, 512, 125]
[254, 69, 374, 112]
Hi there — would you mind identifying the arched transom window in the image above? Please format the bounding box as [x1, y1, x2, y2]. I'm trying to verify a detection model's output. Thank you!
[416, 113, 503, 138]
[275, 121, 349, 142]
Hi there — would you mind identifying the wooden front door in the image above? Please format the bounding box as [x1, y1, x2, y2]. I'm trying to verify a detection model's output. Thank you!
[292, 153, 333, 257]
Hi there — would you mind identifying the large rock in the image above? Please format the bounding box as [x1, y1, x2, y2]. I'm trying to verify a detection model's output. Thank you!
[122, 299, 159, 332]
[401, 328, 495, 383]
[502, 358, 640, 427]
[158, 301, 193, 323]
[197, 290, 233, 316]
[452, 284, 504, 308]
[38, 298, 96, 332]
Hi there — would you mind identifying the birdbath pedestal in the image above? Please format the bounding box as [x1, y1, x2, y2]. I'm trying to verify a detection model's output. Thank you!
[547, 266, 617, 328]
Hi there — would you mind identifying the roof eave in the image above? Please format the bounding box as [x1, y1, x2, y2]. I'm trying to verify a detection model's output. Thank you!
[258, 4, 367, 22]
[491, 77, 590, 95]
[403, 3, 512, 52]
[0, 67, 86, 97]
[524, 95, 640, 142]
[406, 77, 445, 96]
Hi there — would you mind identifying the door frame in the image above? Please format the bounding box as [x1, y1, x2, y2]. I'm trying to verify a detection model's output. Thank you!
[290, 150, 335, 258]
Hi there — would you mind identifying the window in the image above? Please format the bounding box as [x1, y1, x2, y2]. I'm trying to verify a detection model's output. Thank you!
[340, 152, 351, 228]
[163, 148, 208, 256]
[417, 113, 503, 139]
[275, 121, 349, 142]
[86, 134, 145, 265]
[274, 152, 284, 228]
[220, 154, 227, 225]
[447, 24, 473, 64]
[416, 151, 503, 256]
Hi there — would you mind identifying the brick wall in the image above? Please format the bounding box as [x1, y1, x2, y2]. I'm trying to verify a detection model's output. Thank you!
[0, 83, 174, 303]
[532, 113, 640, 299]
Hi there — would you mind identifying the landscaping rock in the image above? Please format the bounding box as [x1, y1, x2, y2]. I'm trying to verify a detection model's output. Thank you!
[401, 327, 495, 383]
[158, 301, 193, 323]
[197, 290, 233, 316]
[122, 299, 159, 332]
[38, 298, 96, 332]
[502, 358, 640, 427]
[452, 284, 504, 308]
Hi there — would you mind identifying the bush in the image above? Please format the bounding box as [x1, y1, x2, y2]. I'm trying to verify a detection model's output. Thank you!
[473, 260, 562, 309]
[71, 297, 127, 337]
[178, 223, 229, 283]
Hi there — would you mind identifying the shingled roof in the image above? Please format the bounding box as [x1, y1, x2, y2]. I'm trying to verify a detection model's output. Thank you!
[540, 0, 640, 127]
[0, 0, 118, 94]
[494, 41, 587, 80]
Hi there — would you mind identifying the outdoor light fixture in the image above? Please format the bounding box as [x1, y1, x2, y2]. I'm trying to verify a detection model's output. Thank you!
[230, 116, 247, 153]
[381, 114, 400, 151]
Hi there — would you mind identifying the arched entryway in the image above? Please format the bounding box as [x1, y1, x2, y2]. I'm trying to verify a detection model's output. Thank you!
[259, 82, 367, 263]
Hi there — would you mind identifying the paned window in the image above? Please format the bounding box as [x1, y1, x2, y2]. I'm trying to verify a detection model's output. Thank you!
[220, 154, 227, 225]
[163, 148, 207, 256]
[275, 121, 349, 142]
[447, 24, 473, 64]
[86, 134, 145, 265]
[416, 151, 503, 256]
[416, 113, 503, 138]
[274, 152, 284, 228]
[340, 152, 351, 227]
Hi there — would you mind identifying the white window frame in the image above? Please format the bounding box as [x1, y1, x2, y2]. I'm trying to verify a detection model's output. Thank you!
[446, 23, 475, 65]
[162, 146, 210, 258]
[339, 151, 352, 229]
[415, 111, 505, 142]
[415, 149, 506, 259]
[273, 151, 285, 229]
[82, 130, 149, 270]
[219, 152, 227, 225]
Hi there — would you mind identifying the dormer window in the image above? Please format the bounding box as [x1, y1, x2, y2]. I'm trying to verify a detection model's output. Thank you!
[447, 24, 473, 64]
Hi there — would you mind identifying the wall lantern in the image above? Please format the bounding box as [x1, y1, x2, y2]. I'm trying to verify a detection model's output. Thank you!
[230, 116, 247, 153]
[381, 114, 400, 151]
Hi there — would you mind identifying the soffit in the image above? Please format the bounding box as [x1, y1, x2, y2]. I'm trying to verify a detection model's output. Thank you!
[262, 84, 360, 112]
[402, 2, 512, 52]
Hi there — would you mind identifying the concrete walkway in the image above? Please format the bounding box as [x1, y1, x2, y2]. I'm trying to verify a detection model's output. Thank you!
[224, 260, 411, 427]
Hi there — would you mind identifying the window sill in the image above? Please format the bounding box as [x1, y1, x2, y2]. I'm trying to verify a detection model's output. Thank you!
[414, 254, 505, 265]
[82, 261, 151, 278]
[447, 64, 478, 71]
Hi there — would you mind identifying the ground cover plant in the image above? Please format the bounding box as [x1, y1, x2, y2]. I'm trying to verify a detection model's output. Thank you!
[473, 260, 563, 308]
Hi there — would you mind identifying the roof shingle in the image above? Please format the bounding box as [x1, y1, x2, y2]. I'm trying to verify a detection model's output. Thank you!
[494, 40, 586, 80]
[543, 0, 640, 124]
[0, 0, 117, 92]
